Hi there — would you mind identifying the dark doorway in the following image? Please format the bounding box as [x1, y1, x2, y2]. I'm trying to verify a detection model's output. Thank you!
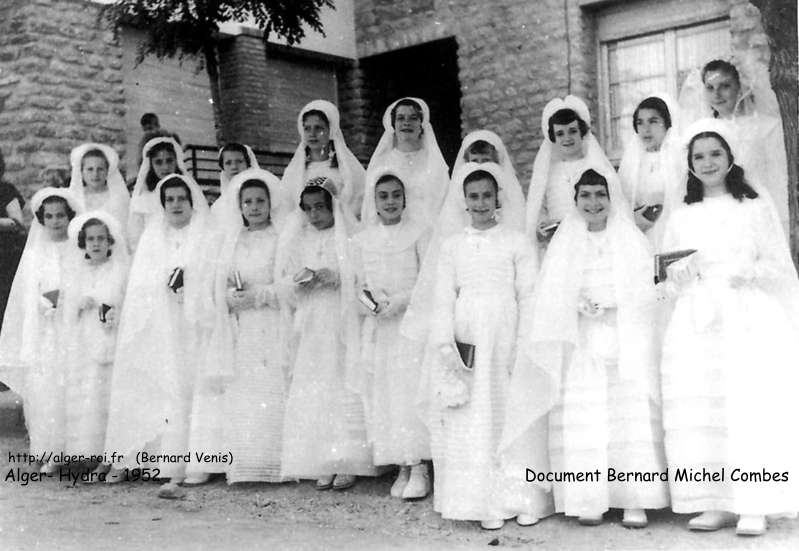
[361, 37, 462, 170]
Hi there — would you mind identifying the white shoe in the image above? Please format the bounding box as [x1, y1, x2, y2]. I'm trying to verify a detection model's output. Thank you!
[39, 462, 58, 474]
[183, 472, 211, 485]
[104, 467, 126, 484]
[480, 519, 504, 530]
[157, 481, 185, 500]
[688, 510, 737, 531]
[736, 515, 766, 536]
[516, 514, 539, 526]
[622, 508, 648, 528]
[578, 513, 603, 526]
[390, 466, 410, 497]
[401, 463, 430, 500]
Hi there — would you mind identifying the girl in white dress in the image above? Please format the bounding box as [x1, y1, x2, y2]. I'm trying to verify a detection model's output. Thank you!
[678, 58, 789, 235]
[525, 96, 619, 258]
[277, 178, 375, 491]
[62, 212, 129, 476]
[128, 137, 187, 249]
[280, 100, 364, 221]
[105, 174, 214, 497]
[504, 168, 668, 528]
[428, 163, 550, 530]
[0, 188, 80, 472]
[350, 171, 431, 499]
[363, 97, 449, 224]
[212, 168, 288, 484]
[209, 143, 260, 225]
[617, 95, 682, 247]
[659, 119, 799, 536]
[68, 144, 130, 230]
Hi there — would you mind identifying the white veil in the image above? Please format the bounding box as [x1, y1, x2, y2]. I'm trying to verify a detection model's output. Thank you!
[68, 143, 130, 230]
[362, 97, 449, 225]
[128, 137, 187, 248]
[500, 165, 657, 470]
[0, 187, 82, 395]
[280, 100, 365, 220]
[525, 95, 620, 251]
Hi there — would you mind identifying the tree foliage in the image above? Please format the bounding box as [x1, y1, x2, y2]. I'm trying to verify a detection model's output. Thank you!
[101, 0, 335, 64]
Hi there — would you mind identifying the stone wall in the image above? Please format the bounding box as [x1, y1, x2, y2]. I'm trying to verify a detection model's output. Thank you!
[347, 0, 778, 187]
[0, 0, 126, 199]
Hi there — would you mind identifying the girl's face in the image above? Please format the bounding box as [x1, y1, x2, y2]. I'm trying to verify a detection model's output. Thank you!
[301, 191, 334, 230]
[464, 178, 497, 228]
[552, 120, 584, 160]
[222, 150, 248, 178]
[394, 105, 423, 149]
[575, 183, 610, 231]
[302, 114, 330, 153]
[81, 155, 109, 192]
[690, 136, 730, 193]
[43, 201, 69, 240]
[375, 179, 404, 225]
[163, 186, 193, 228]
[703, 69, 741, 118]
[240, 186, 271, 228]
[84, 223, 111, 263]
[635, 108, 668, 152]
[151, 149, 177, 180]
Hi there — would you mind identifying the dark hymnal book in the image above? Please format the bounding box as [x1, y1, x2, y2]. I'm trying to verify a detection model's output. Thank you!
[540, 221, 560, 237]
[455, 341, 476, 371]
[639, 204, 663, 223]
[358, 289, 379, 314]
[654, 249, 697, 284]
[233, 271, 244, 291]
[99, 303, 112, 323]
[293, 267, 315, 285]
[42, 289, 59, 308]
[167, 267, 184, 292]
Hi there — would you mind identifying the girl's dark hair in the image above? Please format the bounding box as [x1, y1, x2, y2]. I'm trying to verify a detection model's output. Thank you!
[145, 142, 181, 191]
[159, 176, 193, 208]
[299, 185, 333, 212]
[374, 174, 406, 209]
[547, 109, 589, 142]
[390, 98, 424, 128]
[302, 109, 338, 169]
[464, 140, 499, 163]
[218, 143, 251, 170]
[81, 148, 109, 171]
[239, 179, 271, 227]
[632, 97, 672, 133]
[573, 169, 609, 202]
[35, 195, 76, 225]
[702, 59, 741, 88]
[462, 169, 501, 209]
[685, 131, 758, 204]
[77, 218, 114, 255]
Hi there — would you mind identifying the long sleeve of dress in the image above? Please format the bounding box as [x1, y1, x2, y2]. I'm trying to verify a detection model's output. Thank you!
[429, 238, 457, 347]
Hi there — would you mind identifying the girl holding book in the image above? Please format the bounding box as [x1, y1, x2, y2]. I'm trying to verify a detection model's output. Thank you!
[0, 187, 80, 472]
[207, 167, 288, 484]
[503, 168, 668, 528]
[658, 119, 799, 536]
[350, 171, 432, 499]
[105, 174, 214, 496]
[62, 212, 129, 476]
[277, 178, 375, 490]
[427, 163, 550, 530]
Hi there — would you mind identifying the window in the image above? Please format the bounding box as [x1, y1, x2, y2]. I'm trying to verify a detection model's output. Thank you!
[595, 0, 730, 160]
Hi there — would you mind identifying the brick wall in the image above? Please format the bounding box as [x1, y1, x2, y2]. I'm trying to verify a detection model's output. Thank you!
[0, 0, 126, 199]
